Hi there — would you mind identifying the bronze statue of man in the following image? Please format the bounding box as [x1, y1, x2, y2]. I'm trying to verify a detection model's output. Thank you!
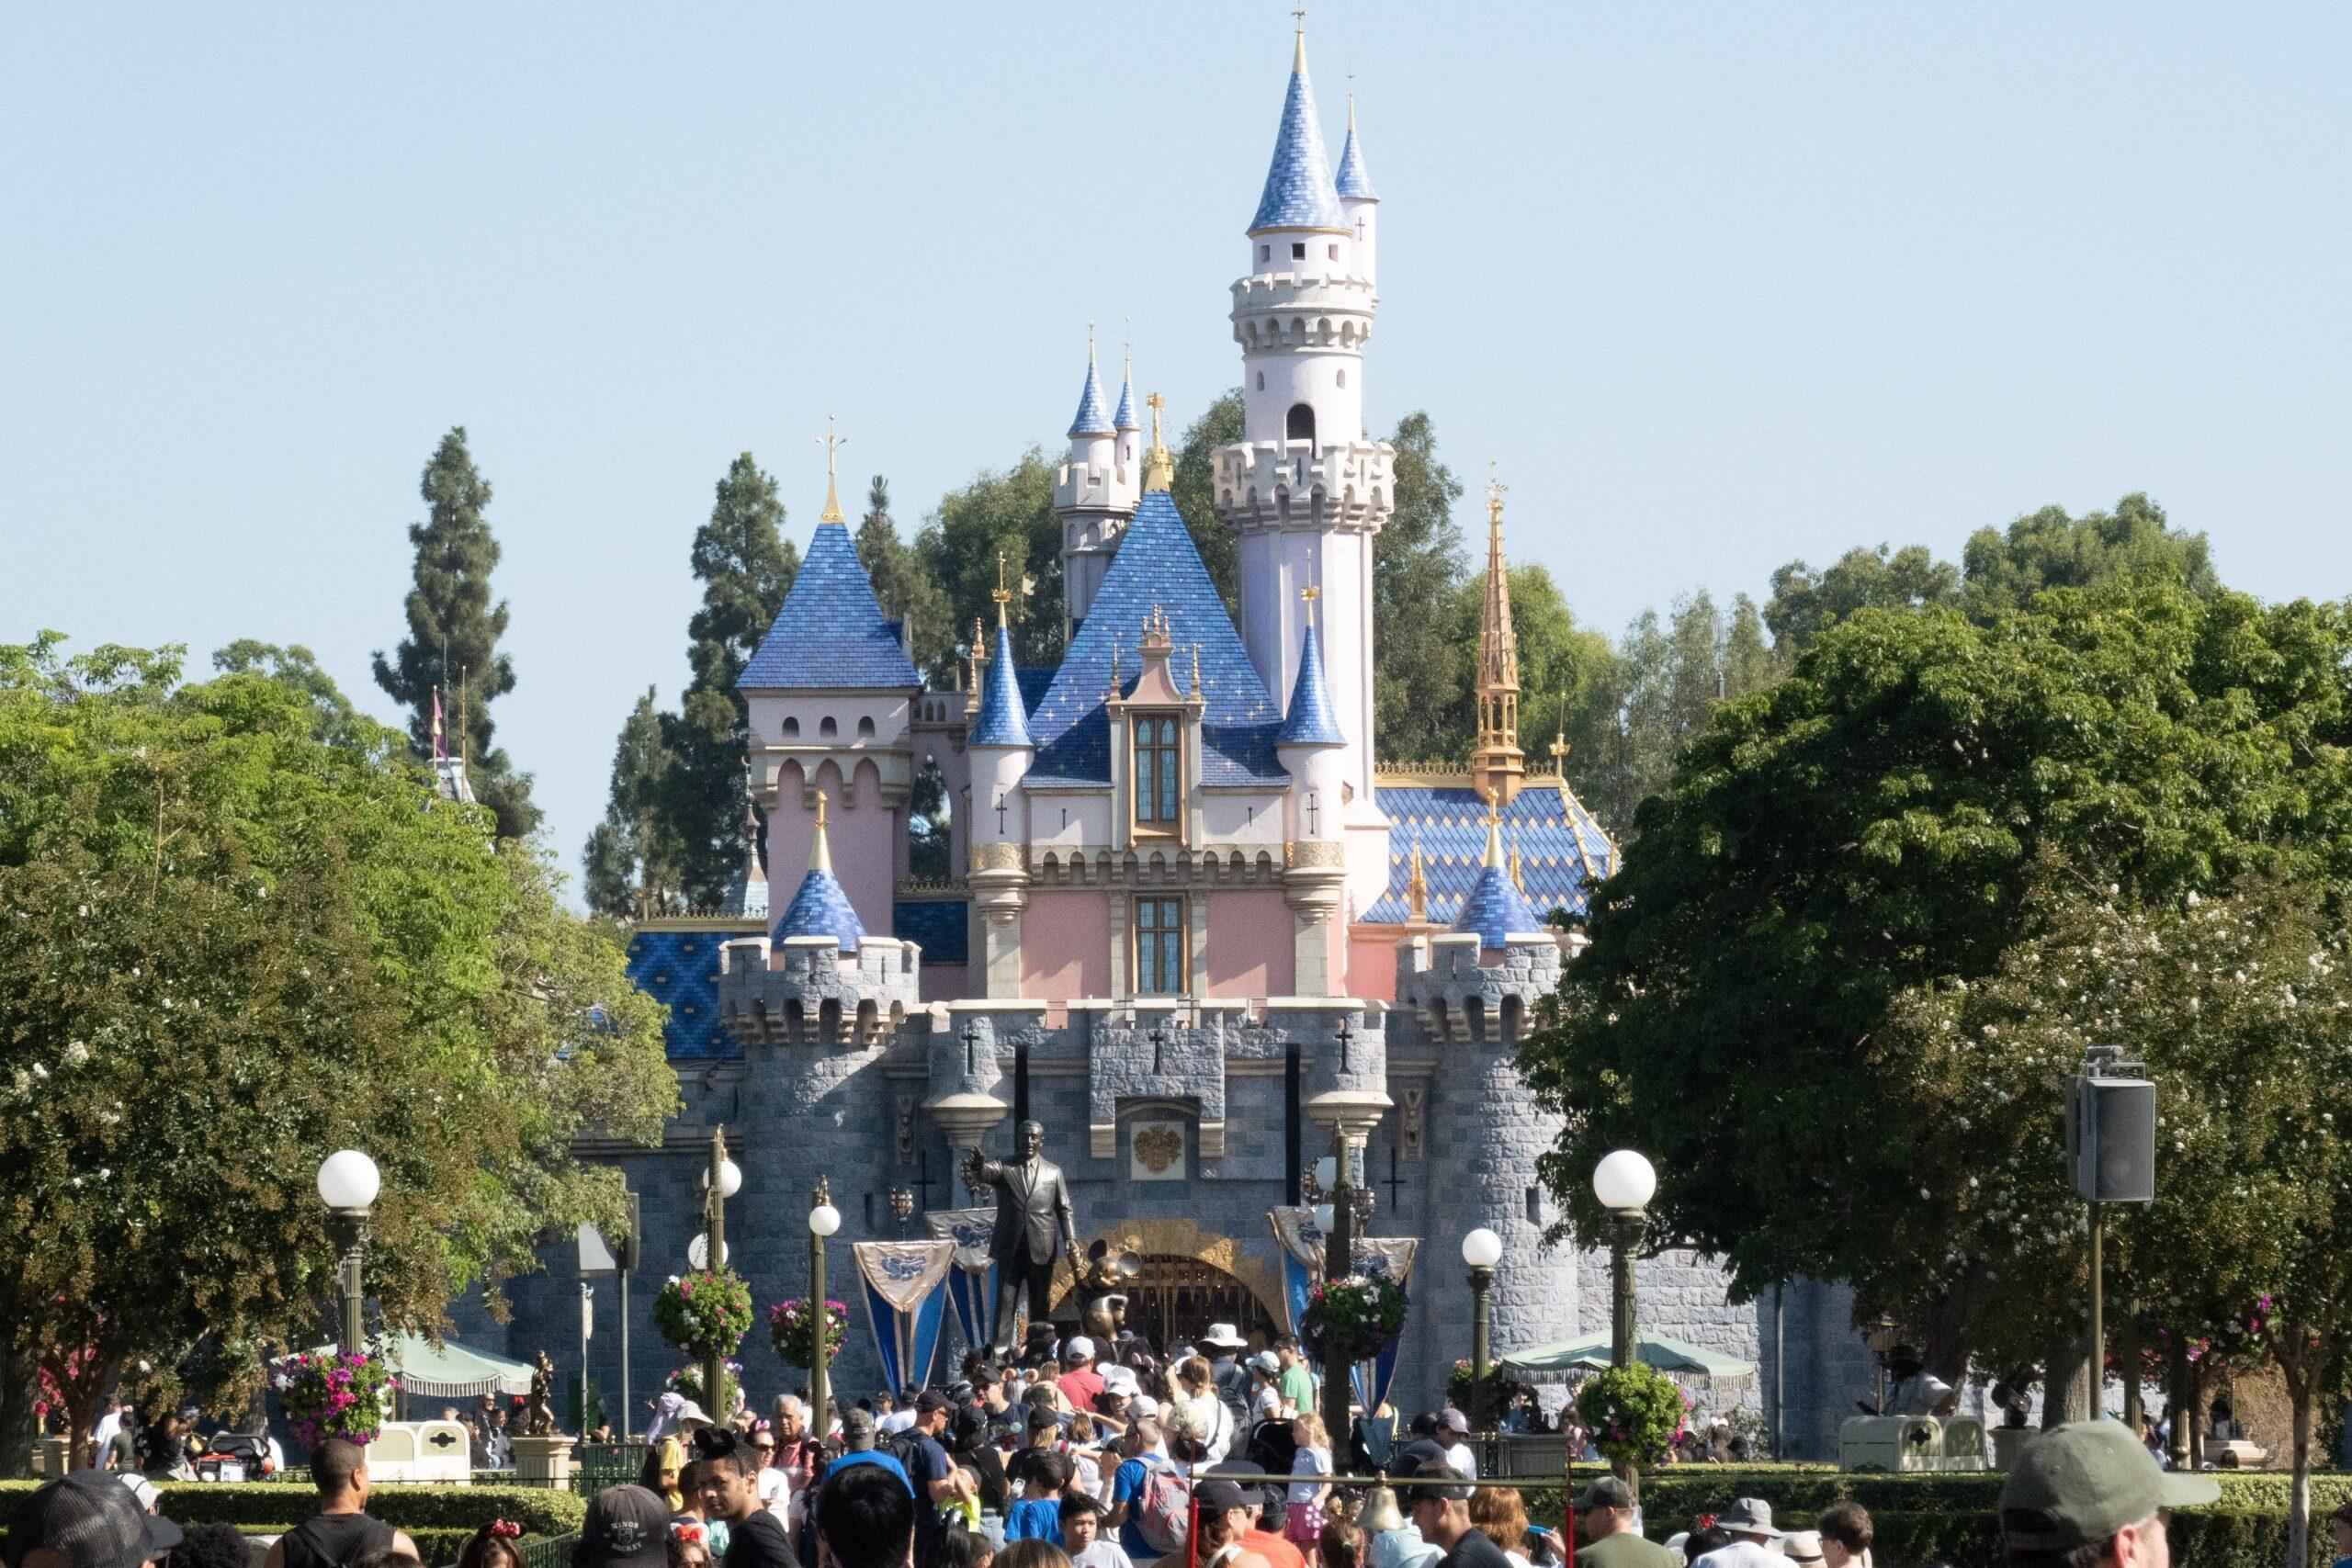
[962, 1120, 1079, 1353]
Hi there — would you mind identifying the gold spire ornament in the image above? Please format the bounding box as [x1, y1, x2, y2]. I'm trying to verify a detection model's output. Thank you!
[1301, 579, 1319, 628]
[993, 550, 1014, 626]
[966, 617, 984, 714]
[1142, 392, 1175, 491]
[816, 415, 848, 524]
[1509, 828, 1525, 893]
[1407, 833, 1427, 921]
[810, 790, 834, 874]
[1466, 464, 1525, 808]
[1190, 644, 1203, 699]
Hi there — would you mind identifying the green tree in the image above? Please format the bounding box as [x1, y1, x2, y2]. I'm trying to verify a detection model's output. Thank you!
[1170, 390, 1245, 612]
[1961, 492, 2218, 617]
[918, 450, 1064, 666]
[662, 454, 798, 909]
[857, 474, 953, 682]
[1521, 585, 2352, 1376]
[1421, 564, 1618, 771]
[210, 641, 363, 748]
[1765, 544, 1961, 653]
[1371, 412, 1469, 761]
[370, 428, 539, 840]
[1574, 592, 1773, 833]
[582, 687, 684, 918]
[0, 636, 673, 1458]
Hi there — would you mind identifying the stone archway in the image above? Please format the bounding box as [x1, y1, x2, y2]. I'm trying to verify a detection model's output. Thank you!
[1052, 1217, 1287, 1350]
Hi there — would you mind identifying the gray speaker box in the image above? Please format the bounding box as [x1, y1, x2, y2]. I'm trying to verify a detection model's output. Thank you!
[2069, 1074, 2157, 1202]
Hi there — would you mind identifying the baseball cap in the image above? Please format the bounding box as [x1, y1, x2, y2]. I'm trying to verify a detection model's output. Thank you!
[1066, 1335, 1096, 1360]
[2000, 1422, 2220, 1552]
[10, 1470, 181, 1568]
[582, 1484, 670, 1568]
[1439, 1406, 1470, 1435]
[1408, 1462, 1474, 1504]
[1574, 1476, 1634, 1513]
[916, 1390, 953, 1415]
[839, 1407, 877, 1449]
[1195, 1479, 1254, 1516]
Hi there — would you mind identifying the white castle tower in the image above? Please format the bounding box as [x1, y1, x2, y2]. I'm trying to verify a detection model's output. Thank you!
[1215, 28, 1394, 909]
[1055, 333, 1141, 637]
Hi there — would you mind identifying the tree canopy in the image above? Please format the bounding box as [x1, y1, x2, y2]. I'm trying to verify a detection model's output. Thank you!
[0, 636, 673, 1450]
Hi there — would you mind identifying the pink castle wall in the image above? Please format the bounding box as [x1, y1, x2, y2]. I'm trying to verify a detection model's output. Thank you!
[1023, 891, 1112, 1000]
[1202, 889, 1295, 998]
[765, 759, 899, 944]
[1346, 931, 1399, 1001]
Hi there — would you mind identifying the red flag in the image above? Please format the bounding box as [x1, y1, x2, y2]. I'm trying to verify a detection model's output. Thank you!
[432, 686, 447, 764]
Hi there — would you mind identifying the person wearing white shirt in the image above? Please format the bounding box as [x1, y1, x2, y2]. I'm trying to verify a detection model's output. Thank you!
[1438, 1408, 1478, 1479]
[93, 1403, 125, 1468]
[751, 1428, 790, 1518]
[1694, 1499, 1786, 1568]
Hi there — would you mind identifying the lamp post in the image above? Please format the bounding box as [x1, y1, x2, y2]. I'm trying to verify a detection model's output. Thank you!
[699, 1129, 741, 1416]
[316, 1150, 380, 1355]
[1302, 1132, 1374, 1450]
[1462, 1228, 1504, 1426]
[1591, 1150, 1655, 1371]
[808, 1179, 842, 1434]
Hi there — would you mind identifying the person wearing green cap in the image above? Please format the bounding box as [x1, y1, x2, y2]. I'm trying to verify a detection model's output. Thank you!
[2000, 1422, 2220, 1568]
[1572, 1478, 1677, 1568]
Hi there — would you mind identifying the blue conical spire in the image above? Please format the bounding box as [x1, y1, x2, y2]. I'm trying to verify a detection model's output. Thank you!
[1453, 812, 1544, 951]
[775, 792, 865, 953]
[970, 605, 1033, 749]
[1249, 31, 1347, 233]
[1277, 614, 1344, 747]
[1334, 96, 1377, 201]
[1114, 348, 1139, 433]
[1069, 339, 1114, 437]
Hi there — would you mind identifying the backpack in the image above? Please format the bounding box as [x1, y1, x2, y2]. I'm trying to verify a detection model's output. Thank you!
[881, 1425, 932, 1481]
[1130, 1454, 1193, 1557]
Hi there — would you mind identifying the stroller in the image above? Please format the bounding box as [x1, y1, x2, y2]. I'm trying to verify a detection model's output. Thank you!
[194, 1432, 274, 1483]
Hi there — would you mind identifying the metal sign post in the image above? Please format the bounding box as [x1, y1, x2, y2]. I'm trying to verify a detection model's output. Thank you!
[2067, 1044, 2156, 1418]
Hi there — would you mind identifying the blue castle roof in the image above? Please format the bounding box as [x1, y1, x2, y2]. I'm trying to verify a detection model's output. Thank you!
[1335, 114, 1377, 201]
[1277, 620, 1345, 747]
[1364, 780, 1617, 928]
[1025, 490, 1286, 788]
[1250, 43, 1348, 233]
[739, 521, 922, 691]
[1452, 818, 1547, 951]
[1069, 355, 1114, 437]
[969, 617, 1033, 748]
[625, 924, 747, 1061]
[1114, 371, 1139, 432]
[775, 805, 865, 953]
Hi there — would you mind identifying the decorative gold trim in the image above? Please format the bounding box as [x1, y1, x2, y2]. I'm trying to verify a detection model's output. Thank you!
[969, 841, 1023, 872]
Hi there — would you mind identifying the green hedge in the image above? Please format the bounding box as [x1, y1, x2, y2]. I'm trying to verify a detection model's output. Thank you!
[0, 1482, 584, 1539]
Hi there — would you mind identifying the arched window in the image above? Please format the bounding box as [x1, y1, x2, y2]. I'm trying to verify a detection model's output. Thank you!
[1286, 403, 1317, 444]
[1256, 372, 1265, 390]
[1134, 715, 1182, 826]
[783, 716, 800, 739]
[1336, 368, 1347, 389]
[820, 716, 838, 739]
[856, 716, 876, 739]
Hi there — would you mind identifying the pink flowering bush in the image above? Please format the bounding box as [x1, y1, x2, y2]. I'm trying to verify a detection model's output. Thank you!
[769, 1298, 848, 1369]
[274, 1349, 397, 1448]
[1573, 1363, 1687, 1468]
[654, 1270, 753, 1359]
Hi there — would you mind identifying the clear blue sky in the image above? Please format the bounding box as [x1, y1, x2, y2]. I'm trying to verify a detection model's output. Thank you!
[6, 3, 2346, 884]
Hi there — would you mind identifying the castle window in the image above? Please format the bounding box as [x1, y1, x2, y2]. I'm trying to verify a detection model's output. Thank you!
[820, 716, 838, 739]
[1328, 243, 1339, 260]
[1134, 896, 1186, 996]
[1291, 242, 1306, 261]
[1286, 403, 1317, 444]
[1134, 715, 1182, 828]
[1260, 244, 1269, 263]
[783, 716, 799, 738]
[857, 716, 876, 739]
[1336, 368, 1346, 389]
[1256, 372, 1265, 390]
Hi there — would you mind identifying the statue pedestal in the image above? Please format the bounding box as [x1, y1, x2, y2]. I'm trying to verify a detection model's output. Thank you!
[511, 1434, 575, 1489]
[34, 1436, 73, 1477]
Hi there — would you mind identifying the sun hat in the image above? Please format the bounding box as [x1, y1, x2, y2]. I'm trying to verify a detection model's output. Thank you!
[1718, 1499, 1781, 1539]
[675, 1399, 711, 1428]
[1782, 1530, 1826, 1565]
[1202, 1323, 1250, 1350]
[2001, 1421, 2220, 1552]
[9, 1471, 182, 1568]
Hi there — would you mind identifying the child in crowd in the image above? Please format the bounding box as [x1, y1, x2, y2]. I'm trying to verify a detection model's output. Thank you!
[1060, 1495, 1134, 1568]
[1005, 1452, 1070, 1544]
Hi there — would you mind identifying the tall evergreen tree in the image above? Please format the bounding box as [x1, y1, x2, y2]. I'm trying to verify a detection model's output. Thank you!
[1372, 412, 1470, 761]
[662, 453, 798, 909]
[1170, 390, 1245, 612]
[857, 474, 952, 682]
[917, 451, 1064, 666]
[371, 427, 538, 840]
[583, 687, 683, 917]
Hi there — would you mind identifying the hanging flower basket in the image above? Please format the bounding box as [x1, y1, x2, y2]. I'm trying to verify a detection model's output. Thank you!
[654, 1270, 753, 1359]
[273, 1349, 398, 1449]
[1300, 1273, 1408, 1363]
[1574, 1363, 1689, 1468]
[666, 1362, 742, 1415]
[769, 1298, 849, 1370]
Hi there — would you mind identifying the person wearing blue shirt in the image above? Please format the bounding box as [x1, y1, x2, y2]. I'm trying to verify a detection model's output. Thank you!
[1106, 1417, 1171, 1562]
[1005, 1452, 1069, 1544]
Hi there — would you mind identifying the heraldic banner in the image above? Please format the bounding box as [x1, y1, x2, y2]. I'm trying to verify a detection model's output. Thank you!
[851, 1239, 956, 1397]
[925, 1209, 999, 1357]
[1269, 1208, 1419, 1417]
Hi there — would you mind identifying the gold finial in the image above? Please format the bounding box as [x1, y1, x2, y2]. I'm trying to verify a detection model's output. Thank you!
[1190, 644, 1202, 699]
[810, 790, 834, 874]
[1407, 832, 1427, 920]
[1468, 463, 1524, 808]
[1301, 579, 1319, 630]
[966, 617, 984, 714]
[1486, 461, 1509, 532]
[1087, 320, 1097, 362]
[1509, 828, 1525, 893]
[1482, 802, 1505, 870]
[1292, 3, 1307, 70]
[816, 415, 848, 524]
[992, 550, 1013, 624]
[1107, 643, 1122, 699]
[1550, 687, 1569, 771]
[1142, 391, 1174, 491]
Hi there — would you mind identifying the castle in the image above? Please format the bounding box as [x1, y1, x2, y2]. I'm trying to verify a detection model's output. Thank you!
[489, 26, 1876, 1450]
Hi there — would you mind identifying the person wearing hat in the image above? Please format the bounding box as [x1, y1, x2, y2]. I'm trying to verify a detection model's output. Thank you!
[2000, 1421, 2218, 1568]
[263, 1438, 418, 1568]
[1405, 1464, 1507, 1568]
[1202, 1324, 1253, 1427]
[1436, 1410, 1478, 1481]
[1196, 1477, 1276, 1568]
[1571, 1477, 1675, 1568]
[1779, 1532, 1825, 1568]
[7, 1469, 183, 1568]
[1061, 1336, 1107, 1415]
[818, 1408, 914, 1495]
[575, 1485, 671, 1568]
[1691, 1499, 1781, 1568]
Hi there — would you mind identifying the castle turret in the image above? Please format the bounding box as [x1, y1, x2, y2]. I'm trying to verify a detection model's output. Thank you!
[1334, 95, 1378, 288]
[1056, 333, 1139, 637]
[1114, 349, 1141, 472]
[1467, 475, 1526, 808]
[967, 566, 1034, 998]
[1216, 26, 1392, 874]
[1277, 586, 1348, 995]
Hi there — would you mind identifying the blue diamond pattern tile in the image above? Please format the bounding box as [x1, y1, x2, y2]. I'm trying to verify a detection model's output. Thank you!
[776, 864, 865, 953]
[969, 621, 1033, 748]
[1250, 59, 1348, 232]
[739, 521, 922, 691]
[1363, 780, 1618, 927]
[1024, 491, 1287, 788]
[1114, 375, 1139, 431]
[893, 898, 969, 967]
[1069, 356, 1114, 437]
[1335, 119, 1376, 201]
[1277, 620, 1344, 747]
[625, 927, 747, 1061]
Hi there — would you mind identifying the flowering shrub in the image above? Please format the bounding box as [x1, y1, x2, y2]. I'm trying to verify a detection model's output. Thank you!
[666, 1361, 741, 1414]
[653, 1271, 753, 1359]
[1573, 1363, 1688, 1468]
[1301, 1273, 1408, 1362]
[274, 1349, 398, 1448]
[1447, 1359, 1477, 1410]
[770, 1298, 848, 1369]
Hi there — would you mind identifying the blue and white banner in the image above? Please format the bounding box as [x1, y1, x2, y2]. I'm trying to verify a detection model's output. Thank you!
[926, 1208, 999, 1357]
[1269, 1209, 1418, 1416]
[852, 1239, 956, 1397]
